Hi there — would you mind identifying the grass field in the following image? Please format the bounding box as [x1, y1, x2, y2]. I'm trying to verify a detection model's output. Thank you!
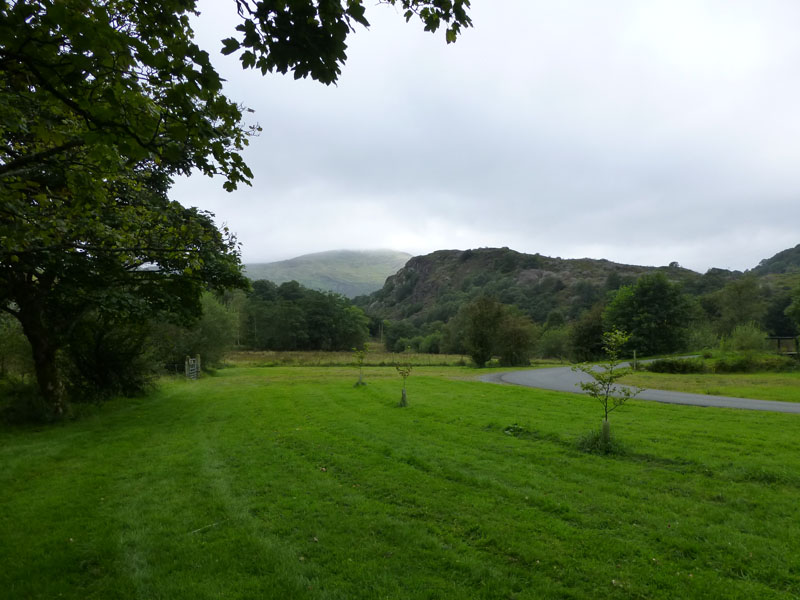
[621, 371, 800, 402]
[2, 366, 799, 599]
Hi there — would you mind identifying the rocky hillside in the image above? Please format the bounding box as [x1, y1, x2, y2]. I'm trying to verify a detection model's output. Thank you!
[244, 249, 411, 298]
[356, 247, 739, 325]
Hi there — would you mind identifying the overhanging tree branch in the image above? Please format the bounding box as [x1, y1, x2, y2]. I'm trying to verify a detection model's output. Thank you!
[0, 139, 85, 177]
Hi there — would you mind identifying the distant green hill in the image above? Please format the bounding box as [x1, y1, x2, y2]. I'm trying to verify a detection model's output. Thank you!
[244, 250, 412, 298]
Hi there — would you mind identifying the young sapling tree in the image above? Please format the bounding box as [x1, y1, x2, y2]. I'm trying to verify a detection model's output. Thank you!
[396, 365, 412, 407]
[395, 351, 413, 407]
[572, 329, 641, 446]
[352, 345, 367, 387]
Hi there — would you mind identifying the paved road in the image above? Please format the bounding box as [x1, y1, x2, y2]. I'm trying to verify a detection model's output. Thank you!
[481, 366, 800, 414]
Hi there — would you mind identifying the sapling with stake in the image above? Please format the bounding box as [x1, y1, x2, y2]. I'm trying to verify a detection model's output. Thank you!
[573, 329, 641, 446]
[352, 345, 367, 387]
[395, 348, 413, 406]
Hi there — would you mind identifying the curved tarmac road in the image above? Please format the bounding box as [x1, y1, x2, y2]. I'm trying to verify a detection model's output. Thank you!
[482, 366, 800, 414]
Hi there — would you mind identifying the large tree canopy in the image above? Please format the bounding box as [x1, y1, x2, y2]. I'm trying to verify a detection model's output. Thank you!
[603, 273, 692, 357]
[0, 157, 246, 414]
[1, 0, 471, 188]
[0, 0, 472, 416]
[0, 0, 254, 189]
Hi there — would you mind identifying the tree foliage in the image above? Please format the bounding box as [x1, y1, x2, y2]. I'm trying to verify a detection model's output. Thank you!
[763, 291, 797, 337]
[495, 309, 540, 367]
[1, 163, 246, 416]
[154, 292, 239, 371]
[1, 0, 471, 417]
[535, 325, 570, 360]
[1, 0, 255, 189]
[243, 280, 369, 351]
[225, 0, 472, 84]
[572, 329, 641, 446]
[64, 313, 160, 402]
[568, 304, 605, 362]
[1, 0, 471, 187]
[460, 296, 504, 367]
[451, 296, 536, 367]
[603, 273, 691, 356]
[0, 312, 32, 380]
[715, 276, 766, 335]
[784, 285, 800, 332]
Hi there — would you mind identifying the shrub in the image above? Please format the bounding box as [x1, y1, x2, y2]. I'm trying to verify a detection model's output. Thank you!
[392, 337, 413, 353]
[155, 293, 238, 370]
[576, 428, 627, 455]
[0, 380, 52, 423]
[721, 322, 768, 352]
[685, 322, 718, 352]
[65, 317, 159, 403]
[645, 358, 707, 374]
[713, 353, 795, 373]
[536, 326, 570, 359]
[409, 335, 425, 352]
[419, 332, 442, 354]
[383, 320, 419, 352]
[496, 312, 538, 367]
[0, 314, 34, 380]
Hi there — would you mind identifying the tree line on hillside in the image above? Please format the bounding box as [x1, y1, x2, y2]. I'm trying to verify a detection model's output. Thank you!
[377, 271, 800, 366]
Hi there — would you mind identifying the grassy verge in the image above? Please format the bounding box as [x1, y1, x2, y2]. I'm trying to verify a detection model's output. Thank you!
[1, 366, 799, 598]
[622, 371, 800, 402]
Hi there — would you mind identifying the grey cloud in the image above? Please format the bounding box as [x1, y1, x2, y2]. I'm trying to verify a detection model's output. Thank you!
[174, 0, 800, 272]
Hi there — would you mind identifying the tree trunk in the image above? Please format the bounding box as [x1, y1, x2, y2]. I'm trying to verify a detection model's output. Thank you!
[601, 419, 611, 444]
[19, 314, 65, 418]
[399, 387, 407, 407]
[353, 371, 366, 387]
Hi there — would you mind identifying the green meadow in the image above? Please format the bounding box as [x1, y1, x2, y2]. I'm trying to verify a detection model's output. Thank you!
[2, 366, 799, 599]
[622, 371, 800, 403]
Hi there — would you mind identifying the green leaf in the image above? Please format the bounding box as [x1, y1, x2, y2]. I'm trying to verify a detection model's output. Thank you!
[221, 37, 240, 55]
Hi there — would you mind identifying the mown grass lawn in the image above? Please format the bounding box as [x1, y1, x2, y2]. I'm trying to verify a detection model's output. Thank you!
[1, 366, 799, 599]
[621, 371, 800, 402]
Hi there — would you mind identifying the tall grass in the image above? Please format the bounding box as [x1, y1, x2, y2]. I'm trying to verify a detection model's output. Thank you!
[225, 349, 470, 367]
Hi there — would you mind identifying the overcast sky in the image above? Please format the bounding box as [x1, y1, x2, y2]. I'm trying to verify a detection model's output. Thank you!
[172, 0, 800, 273]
